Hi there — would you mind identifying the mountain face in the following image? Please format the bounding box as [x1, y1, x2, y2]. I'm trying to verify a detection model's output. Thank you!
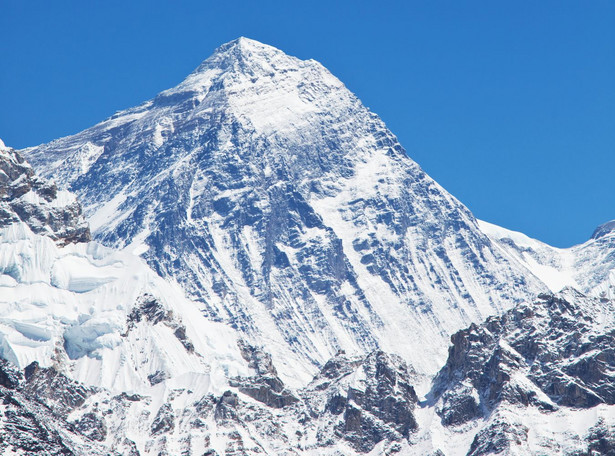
[0, 144, 250, 398]
[24, 38, 546, 382]
[0, 145, 90, 245]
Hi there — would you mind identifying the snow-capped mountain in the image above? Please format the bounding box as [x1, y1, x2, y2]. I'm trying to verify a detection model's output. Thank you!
[24, 38, 547, 382]
[8, 37, 615, 455]
[0, 143, 263, 453]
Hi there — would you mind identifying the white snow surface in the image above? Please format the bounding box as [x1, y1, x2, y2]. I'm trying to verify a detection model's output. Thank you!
[0, 222, 250, 394]
[479, 219, 615, 298]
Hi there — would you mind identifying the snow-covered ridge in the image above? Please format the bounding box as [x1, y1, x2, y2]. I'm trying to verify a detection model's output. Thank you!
[592, 219, 615, 240]
[479, 219, 615, 299]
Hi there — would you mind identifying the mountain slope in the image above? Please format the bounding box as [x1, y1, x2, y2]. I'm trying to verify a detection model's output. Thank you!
[0, 143, 249, 396]
[1, 144, 433, 455]
[23, 37, 547, 381]
[4, 138, 615, 454]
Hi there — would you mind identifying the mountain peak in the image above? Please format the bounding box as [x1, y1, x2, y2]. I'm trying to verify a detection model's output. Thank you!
[190, 36, 289, 76]
[592, 220, 615, 240]
[214, 36, 271, 54]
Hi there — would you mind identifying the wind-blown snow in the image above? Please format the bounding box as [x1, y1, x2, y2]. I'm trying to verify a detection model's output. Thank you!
[479, 219, 615, 297]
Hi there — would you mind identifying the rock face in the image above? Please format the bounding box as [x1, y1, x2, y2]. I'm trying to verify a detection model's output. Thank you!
[305, 350, 419, 453]
[23, 38, 545, 381]
[0, 359, 106, 455]
[0, 145, 90, 245]
[427, 289, 615, 455]
[230, 341, 299, 408]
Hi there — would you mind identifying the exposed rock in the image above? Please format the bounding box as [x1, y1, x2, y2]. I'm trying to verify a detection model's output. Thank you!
[237, 340, 277, 376]
[0, 358, 22, 389]
[74, 412, 107, 442]
[147, 370, 168, 386]
[576, 420, 615, 456]
[231, 375, 299, 409]
[307, 350, 419, 453]
[125, 294, 195, 354]
[127, 294, 171, 327]
[23, 361, 93, 416]
[215, 390, 239, 422]
[151, 403, 175, 435]
[0, 365, 106, 455]
[592, 220, 615, 240]
[431, 290, 615, 429]
[0, 146, 90, 245]
[232, 340, 299, 408]
[467, 418, 529, 455]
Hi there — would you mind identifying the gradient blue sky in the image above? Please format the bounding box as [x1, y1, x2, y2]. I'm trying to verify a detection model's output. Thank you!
[1, 1, 613, 247]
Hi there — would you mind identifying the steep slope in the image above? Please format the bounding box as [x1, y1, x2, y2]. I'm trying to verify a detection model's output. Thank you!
[1, 144, 435, 455]
[479, 220, 615, 299]
[23, 38, 546, 381]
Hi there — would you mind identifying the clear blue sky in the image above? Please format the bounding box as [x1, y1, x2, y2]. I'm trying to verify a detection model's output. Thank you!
[1, 1, 613, 247]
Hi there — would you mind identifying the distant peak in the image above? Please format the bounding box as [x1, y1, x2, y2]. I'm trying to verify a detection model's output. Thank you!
[591, 220, 615, 240]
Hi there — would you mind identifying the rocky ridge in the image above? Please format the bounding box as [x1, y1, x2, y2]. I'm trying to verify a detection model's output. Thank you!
[0, 143, 90, 245]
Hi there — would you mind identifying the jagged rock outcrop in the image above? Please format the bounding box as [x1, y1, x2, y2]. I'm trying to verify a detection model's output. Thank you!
[425, 289, 615, 455]
[0, 358, 106, 455]
[432, 289, 615, 427]
[0, 144, 90, 245]
[304, 350, 419, 453]
[230, 341, 299, 408]
[24, 362, 94, 416]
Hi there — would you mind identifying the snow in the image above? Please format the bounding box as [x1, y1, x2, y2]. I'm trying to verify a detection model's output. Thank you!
[0, 221, 249, 395]
[479, 219, 614, 295]
[12, 37, 615, 454]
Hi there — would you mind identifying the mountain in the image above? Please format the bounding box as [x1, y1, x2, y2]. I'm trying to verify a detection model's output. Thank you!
[23, 38, 547, 382]
[0, 143, 263, 453]
[12, 37, 615, 454]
